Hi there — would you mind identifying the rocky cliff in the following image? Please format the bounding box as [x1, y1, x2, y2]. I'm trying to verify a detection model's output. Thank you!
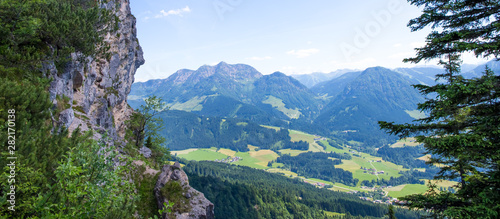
[44, 1, 215, 218]
[154, 162, 215, 219]
[47, 0, 144, 142]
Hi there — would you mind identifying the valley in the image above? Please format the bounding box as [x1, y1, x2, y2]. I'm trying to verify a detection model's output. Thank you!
[172, 126, 456, 202]
[129, 61, 496, 218]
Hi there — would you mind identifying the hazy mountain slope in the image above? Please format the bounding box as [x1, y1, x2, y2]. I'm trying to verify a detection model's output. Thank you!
[314, 67, 425, 147]
[394, 67, 443, 86]
[291, 69, 357, 88]
[311, 71, 362, 99]
[464, 60, 500, 78]
[394, 61, 499, 86]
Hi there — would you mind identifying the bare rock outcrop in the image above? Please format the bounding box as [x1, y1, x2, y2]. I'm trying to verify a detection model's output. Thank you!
[47, 0, 144, 142]
[154, 162, 215, 219]
[42, 1, 216, 217]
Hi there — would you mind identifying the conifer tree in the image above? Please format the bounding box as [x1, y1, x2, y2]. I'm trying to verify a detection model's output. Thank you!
[0, 1, 137, 218]
[403, 0, 500, 63]
[379, 0, 500, 218]
[0, 0, 115, 79]
[387, 205, 397, 219]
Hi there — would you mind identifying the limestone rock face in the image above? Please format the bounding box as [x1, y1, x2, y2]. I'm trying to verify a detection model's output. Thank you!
[42, 1, 215, 217]
[154, 162, 215, 219]
[47, 0, 144, 141]
[139, 146, 152, 158]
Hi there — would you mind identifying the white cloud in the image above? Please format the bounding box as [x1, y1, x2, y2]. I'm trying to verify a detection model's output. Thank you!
[287, 48, 319, 58]
[155, 6, 191, 18]
[393, 43, 402, 48]
[247, 56, 272, 61]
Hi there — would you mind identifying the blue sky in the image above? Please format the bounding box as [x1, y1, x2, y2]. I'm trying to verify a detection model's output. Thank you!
[130, 0, 490, 82]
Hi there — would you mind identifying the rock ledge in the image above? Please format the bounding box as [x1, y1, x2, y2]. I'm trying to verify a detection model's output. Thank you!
[154, 162, 214, 219]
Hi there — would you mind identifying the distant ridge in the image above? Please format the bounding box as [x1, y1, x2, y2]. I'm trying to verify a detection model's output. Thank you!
[129, 62, 323, 124]
[314, 67, 425, 146]
[129, 61, 499, 148]
[291, 69, 359, 88]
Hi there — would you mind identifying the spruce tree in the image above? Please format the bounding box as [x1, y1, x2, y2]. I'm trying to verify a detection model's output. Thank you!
[387, 205, 397, 219]
[403, 0, 500, 63]
[379, 0, 500, 218]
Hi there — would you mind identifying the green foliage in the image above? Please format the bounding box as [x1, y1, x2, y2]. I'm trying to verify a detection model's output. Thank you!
[126, 95, 167, 148]
[381, 30, 500, 219]
[275, 152, 358, 186]
[0, 78, 137, 218]
[376, 145, 428, 169]
[35, 139, 137, 218]
[386, 205, 397, 219]
[155, 110, 304, 152]
[381, 64, 500, 218]
[315, 67, 424, 149]
[182, 160, 421, 219]
[132, 167, 161, 219]
[160, 181, 191, 214]
[158, 202, 174, 215]
[126, 95, 171, 168]
[404, 0, 500, 63]
[379, 1, 500, 216]
[0, 0, 115, 79]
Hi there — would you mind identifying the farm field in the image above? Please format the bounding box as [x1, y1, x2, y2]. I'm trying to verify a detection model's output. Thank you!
[173, 127, 437, 199]
[383, 180, 457, 198]
[173, 147, 279, 169]
[390, 137, 420, 148]
[174, 147, 228, 161]
[386, 184, 428, 198]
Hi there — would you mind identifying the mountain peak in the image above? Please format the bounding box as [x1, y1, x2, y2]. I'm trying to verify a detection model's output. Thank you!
[216, 61, 229, 66]
[363, 66, 389, 73]
[269, 71, 287, 77]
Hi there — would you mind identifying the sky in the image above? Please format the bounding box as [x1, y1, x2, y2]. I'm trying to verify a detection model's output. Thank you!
[129, 0, 491, 82]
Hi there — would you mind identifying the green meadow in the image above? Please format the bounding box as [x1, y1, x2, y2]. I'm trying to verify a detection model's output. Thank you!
[173, 127, 434, 198]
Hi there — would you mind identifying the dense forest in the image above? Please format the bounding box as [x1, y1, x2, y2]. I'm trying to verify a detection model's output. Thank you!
[181, 160, 422, 219]
[376, 145, 428, 169]
[0, 1, 144, 218]
[274, 152, 358, 186]
[157, 110, 313, 151]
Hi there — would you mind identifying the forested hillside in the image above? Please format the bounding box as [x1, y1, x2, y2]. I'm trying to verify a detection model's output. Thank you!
[314, 67, 425, 148]
[130, 62, 324, 124]
[130, 62, 500, 150]
[156, 110, 308, 151]
[182, 160, 422, 219]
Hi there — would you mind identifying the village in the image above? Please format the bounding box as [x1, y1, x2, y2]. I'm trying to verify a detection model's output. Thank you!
[303, 178, 403, 205]
[214, 156, 242, 164]
[361, 166, 385, 175]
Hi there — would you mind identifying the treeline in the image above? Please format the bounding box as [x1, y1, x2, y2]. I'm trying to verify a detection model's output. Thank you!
[157, 110, 309, 151]
[360, 169, 440, 187]
[376, 145, 428, 169]
[181, 160, 421, 219]
[273, 152, 358, 186]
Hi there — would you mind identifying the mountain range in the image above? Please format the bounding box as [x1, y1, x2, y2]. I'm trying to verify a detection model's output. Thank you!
[130, 62, 322, 124]
[292, 60, 500, 88]
[129, 60, 499, 149]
